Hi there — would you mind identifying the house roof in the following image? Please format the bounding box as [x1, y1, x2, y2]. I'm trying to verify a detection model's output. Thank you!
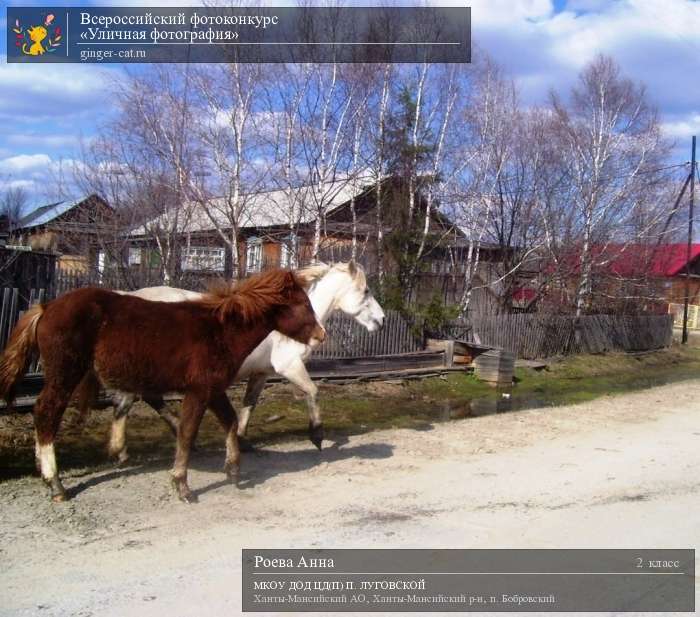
[560, 243, 700, 278]
[512, 287, 538, 302]
[604, 244, 700, 277]
[129, 177, 375, 237]
[18, 195, 106, 230]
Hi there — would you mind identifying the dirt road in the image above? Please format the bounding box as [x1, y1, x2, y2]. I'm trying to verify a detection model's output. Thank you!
[1, 381, 699, 616]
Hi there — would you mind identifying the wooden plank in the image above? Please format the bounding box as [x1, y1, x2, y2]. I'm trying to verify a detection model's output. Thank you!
[0, 288, 11, 350]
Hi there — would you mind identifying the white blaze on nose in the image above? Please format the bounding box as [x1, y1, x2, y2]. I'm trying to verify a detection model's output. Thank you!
[309, 325, 326, 348]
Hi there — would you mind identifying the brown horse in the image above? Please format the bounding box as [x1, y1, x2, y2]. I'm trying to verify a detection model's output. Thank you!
[0, 269, 325, 503]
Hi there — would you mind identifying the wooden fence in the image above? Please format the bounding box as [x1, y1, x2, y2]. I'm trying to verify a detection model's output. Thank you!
[54, 267, 205, 296]
[668, 303, 700, 330]
[442, 313, 673, 359]
[0, 286, 422, 366]
[0, 287, 46, 373]
[311, 310, 422, 358]
[0, 282, 674, 369]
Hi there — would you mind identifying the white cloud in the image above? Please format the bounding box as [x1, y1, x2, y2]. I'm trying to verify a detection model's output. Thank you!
[470, 0, 555, 27]
[0, 153, 83, 199]
[464, 0, 700, 131]
[543, 0, 700, 68]
[0, 153, 52, 174]
[0, 56, 109, 119]
[5, 133, 81, 149]
[0, 178, 37, 193]
[662, 114, 700, 140]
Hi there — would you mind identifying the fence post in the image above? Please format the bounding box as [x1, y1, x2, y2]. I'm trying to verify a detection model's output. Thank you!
[444, 339, 455, 368]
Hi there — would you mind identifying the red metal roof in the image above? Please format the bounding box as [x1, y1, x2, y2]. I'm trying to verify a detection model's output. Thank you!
[512, 287, 538, 302]
[601, 244, 700, 278]
[554, 244, 700, 278]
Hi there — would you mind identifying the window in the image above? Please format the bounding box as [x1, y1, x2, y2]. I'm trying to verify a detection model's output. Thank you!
[147, 250, 162, 268]
[97, 250, 105, 283]
[280, 233, 297, 269]
[246, 237, 262, 273]
[128, 247, 142, 266]
[181, 246, 225, 272]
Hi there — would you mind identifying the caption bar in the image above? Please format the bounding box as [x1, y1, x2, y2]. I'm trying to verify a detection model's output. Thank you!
[242, 549, 695, 612]
[6, 6, 471, 64]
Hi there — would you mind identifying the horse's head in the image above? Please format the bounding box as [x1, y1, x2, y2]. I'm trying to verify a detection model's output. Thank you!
[332, 261, 385, 332]
[272, 271, 327, 348]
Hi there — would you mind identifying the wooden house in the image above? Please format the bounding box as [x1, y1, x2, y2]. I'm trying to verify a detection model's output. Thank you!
[538, 243, 700, 314]
[127, 176, 512, 308]
[11, 194, 114, 273]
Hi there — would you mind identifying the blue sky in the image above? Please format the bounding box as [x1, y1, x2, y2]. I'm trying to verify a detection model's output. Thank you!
[1, 0, 699, 203]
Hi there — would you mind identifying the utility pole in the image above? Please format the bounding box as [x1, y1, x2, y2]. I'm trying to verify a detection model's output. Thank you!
[682, 135, 696, 344]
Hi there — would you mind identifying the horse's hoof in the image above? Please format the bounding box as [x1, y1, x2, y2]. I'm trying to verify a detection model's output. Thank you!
[49, 480, 67, 502]
[309, 422, 324, 451]
[224, 462, 240, 484]
[238, 437, 256, 453]
[176, 486, 197, 503]
[171, 477, 197, 503]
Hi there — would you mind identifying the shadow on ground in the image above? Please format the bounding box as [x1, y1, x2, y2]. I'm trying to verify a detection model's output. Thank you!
[63, 440, 395, 500]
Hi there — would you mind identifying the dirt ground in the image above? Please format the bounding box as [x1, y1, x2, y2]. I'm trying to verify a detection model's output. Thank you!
[1, 380, 699, 616]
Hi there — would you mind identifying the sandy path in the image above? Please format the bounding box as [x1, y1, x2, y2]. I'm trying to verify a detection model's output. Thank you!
[1, 381, 699, 616]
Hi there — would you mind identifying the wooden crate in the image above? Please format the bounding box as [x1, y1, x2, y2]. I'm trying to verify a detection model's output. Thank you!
[473, 348, 516, 386]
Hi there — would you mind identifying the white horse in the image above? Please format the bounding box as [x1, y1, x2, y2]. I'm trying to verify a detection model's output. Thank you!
[98, 262, 384, 460]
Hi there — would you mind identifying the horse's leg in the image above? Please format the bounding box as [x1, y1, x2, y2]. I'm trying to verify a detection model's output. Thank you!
[108, 394, 182, 466]
[170, 392, 207, 503]
[208, 392, 240, 483]
[33, 381, 75, 501]
[73, 371, 100, 427]
[142, 395, 180, 436]
[107, 392, 136, 465]
[33, 429, 41, 474]
[143, 395, 204, 452]
[277, 359, 324, 450]
[237, 373, 267, 451]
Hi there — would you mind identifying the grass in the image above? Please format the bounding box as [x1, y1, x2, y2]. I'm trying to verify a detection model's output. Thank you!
[510, 345, 700, 406]
[2, 345, 700, 478]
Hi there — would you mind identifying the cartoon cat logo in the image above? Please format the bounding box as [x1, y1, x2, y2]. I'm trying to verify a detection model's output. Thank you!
[13, 14, 62, 56]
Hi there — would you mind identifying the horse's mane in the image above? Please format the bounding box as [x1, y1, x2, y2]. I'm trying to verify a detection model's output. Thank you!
[198, 269, 309, 323]
[295, 261, 366, 289]
[295, 262, 331, 285]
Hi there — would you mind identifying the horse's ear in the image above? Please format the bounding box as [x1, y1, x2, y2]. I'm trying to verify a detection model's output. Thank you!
[348, 260, 358, 277]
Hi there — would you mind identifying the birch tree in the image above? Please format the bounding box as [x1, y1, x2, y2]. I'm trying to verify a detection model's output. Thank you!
[549, 54, 667, 317]
[450, 56, 514, 316]
[361, 62, 394, 293]
[0, 184, 27, 233]
[75, 66, 201, 285]
[188, 62, 266, 278]
[298, 62, 356, 260]
[261, 63, 314, 268]
[404, 65, 459, 301]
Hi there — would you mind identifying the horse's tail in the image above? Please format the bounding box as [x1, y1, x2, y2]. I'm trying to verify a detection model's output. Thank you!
[73, 371, 101, 427]
[0, 304, 43, 408]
